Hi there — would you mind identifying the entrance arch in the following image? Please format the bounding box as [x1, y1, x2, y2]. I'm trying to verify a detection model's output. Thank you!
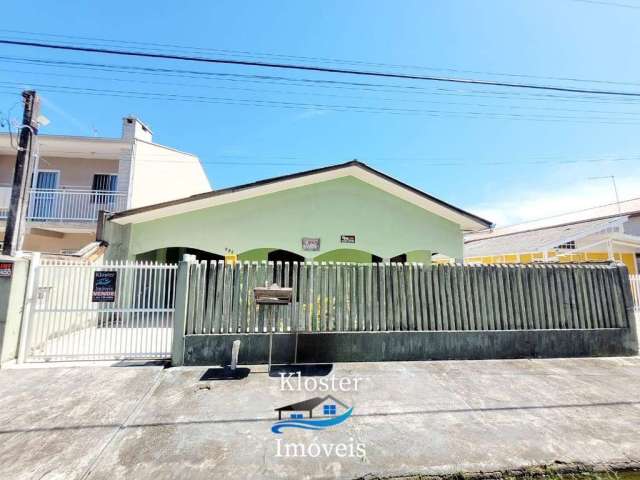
[314, 248, 380, 263]
[268, 249, 305, 263]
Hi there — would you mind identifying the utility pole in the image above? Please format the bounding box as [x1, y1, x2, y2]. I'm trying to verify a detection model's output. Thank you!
[2, 90, 40, 256]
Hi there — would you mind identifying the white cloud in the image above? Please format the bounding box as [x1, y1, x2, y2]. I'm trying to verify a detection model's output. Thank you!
[469, 170, 640, 227]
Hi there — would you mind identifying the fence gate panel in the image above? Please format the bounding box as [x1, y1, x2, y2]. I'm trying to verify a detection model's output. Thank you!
[22, 261, 177, 362]
[631, 274, 640, 316]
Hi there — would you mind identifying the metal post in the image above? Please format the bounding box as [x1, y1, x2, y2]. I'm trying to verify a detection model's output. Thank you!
[16, 252, 40, 363]
[268, 306, 273, 370]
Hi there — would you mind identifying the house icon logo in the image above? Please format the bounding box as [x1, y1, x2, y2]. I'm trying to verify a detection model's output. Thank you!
[271, 395, 353, 434]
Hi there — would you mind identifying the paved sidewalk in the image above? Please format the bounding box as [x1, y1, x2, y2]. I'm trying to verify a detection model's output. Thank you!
[1, 358, 640, 479]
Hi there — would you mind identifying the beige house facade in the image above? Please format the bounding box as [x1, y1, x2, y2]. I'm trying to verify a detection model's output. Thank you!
[0, 117, 210, 254]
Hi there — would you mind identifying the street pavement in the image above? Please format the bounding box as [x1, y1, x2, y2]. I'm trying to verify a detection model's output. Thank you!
[1, 357, 640, 479]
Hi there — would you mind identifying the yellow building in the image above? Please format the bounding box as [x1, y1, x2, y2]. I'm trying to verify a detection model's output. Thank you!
[464, 211, 640, 275]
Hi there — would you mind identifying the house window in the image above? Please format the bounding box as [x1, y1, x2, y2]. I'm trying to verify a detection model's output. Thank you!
[323, 404, 337, 416]
[91, 174, 118, 204]
[92, 174, 118, 192]
[290, 413, 303, 419]
[556, 241, 576, 250]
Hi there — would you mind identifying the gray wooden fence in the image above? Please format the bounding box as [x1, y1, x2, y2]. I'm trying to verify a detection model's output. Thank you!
[184, 261, 633, 335]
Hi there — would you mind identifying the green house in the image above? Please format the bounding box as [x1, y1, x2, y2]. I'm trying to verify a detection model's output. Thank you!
[103, 161, 491, 263]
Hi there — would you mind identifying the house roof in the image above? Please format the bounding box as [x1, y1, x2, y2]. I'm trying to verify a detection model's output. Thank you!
[274, 395, 348, 412]
[109, 160, 493, 231]
[464, 215, 630, 257]
[467, 197, 640, 242]
[0, 132, 128, 160]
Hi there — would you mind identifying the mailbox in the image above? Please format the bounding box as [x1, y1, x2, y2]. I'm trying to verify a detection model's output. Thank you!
[254, 284, 293, 305]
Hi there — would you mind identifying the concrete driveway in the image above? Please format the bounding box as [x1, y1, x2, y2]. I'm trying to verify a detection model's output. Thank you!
[1, 357, 640, 480]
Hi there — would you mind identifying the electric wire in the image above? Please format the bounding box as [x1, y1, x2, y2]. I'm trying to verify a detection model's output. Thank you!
[2, 80, 639, 125]
[2, 28, 640, 88]
[3, 39, 640, 98]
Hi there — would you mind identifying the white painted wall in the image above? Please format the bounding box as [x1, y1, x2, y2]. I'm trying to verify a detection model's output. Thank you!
[624, 215, 640, 237]
[128, 139, 211, 209]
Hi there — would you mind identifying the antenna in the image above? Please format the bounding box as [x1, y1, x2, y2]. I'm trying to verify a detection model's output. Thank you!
[588, 175, 621, 214]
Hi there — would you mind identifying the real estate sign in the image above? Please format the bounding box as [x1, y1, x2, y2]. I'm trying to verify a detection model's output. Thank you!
[92, 271, 117, 302]
[302, 237, 321, 251]
[0, 262, 13, 278]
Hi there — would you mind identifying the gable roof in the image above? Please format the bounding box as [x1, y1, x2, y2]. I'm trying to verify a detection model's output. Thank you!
[464, 215, 630, 257]
[109, 160, 492, 231]
[467, 197, 640, 242]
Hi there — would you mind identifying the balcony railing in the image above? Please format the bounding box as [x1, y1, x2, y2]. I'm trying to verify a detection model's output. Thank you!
[0, 188, 127, 222]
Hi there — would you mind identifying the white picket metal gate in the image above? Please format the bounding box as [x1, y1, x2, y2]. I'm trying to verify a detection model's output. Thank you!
[19, 258, 177, 362]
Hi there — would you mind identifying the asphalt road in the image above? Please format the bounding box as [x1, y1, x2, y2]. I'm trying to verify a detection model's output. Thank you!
[1, 357, 639, 479]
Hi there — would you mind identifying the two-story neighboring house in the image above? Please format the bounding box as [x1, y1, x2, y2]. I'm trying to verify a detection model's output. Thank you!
[0, 116, 210, 254]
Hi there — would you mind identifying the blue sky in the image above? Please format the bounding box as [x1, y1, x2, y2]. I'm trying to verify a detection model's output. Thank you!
[1, 0, 639, 226]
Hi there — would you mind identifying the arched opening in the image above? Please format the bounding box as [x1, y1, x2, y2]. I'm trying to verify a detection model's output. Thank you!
[238, 248, 272, 262]
[314, 249, 380, 264]
[136, 247, 224, 263]
[388, 250, 432, 264]
[390, 253, 407, 263]
[432, 252, 454, 265]
[268, 249, 305, 263]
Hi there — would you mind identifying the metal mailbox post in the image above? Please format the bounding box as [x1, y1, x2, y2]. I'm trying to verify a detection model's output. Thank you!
[254, 284, 293, 370]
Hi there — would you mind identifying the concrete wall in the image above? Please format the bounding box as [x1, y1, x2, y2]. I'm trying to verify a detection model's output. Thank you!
[0, 154, 15, 184]
[128, 140, 210, 209]
[624, 215, 640, 237]
[36, 156, 119, 189]
[1, 154, 119, 189]
[183, 328, 639, 365]
[108, 176, 464, 261]
[0, 228, 95, 254]
[0, 257, 30, 365]
[22, 231, 95, 254]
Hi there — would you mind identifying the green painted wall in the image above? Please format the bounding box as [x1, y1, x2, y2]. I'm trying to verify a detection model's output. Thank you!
[407, 250, 432, 264]
[238, 248, 272, 261]
[107, 176, 463, 261]
[314, 248, 373, 263]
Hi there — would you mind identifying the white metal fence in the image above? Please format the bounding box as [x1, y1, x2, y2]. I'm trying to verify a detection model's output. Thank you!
[26, 188, 128, 222]
[0, 188, 127, 222]
[20, 259, 177, 362]
[0, 185, 10, 217]
[631, 274, 640, 315]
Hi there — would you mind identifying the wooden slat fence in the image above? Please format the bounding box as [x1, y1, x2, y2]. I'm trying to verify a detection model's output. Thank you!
[184, 261, 633, 335]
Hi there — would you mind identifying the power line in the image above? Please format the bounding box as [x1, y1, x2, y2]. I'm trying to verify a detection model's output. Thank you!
[8, 145, 638, 168]
[2, 81, 639, 125]
[4, 55, 640, 109]
[3, 29, 640, 88]
[3, 38, 640, 98]
[6, 67, 640, 118]
[569, 0, 640, 9]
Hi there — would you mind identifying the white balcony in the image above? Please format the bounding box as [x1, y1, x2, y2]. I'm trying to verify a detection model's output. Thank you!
[0, 187, 127, 223]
